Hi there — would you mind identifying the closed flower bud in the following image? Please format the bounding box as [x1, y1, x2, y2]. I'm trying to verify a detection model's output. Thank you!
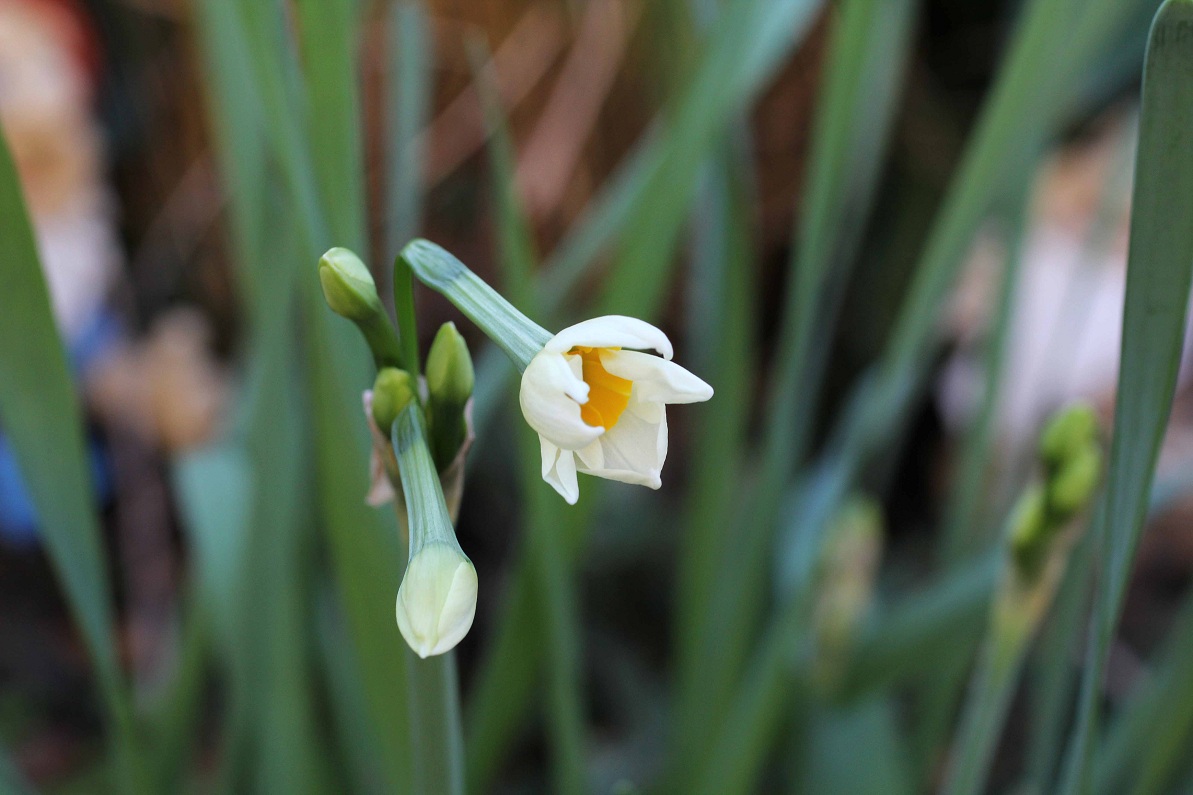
[1047, 444, 1102, 521]
[426, 322, 474, 407]
[392, 401, 478, 656]
[425, 322, 474, 469]
[319, 247, 403, 369]
[1039, 402, 1099, 470]
[372, 367, 417, 434]
[395, 543, 478, 658]
[319, 247, 384, 321]
[1008, 484, 1050, 576]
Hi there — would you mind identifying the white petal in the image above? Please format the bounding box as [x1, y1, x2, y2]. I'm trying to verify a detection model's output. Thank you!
[574, 437, 604, 471]
[540, 437, 580, 504]
[599, 350, 713, 404]
[544, 315, 674, 360]
[576, 396, 667, 488]
[520, 351, 604, 450]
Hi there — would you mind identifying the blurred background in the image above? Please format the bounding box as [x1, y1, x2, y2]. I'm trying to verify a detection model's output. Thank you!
[1, 0, 1191, 792]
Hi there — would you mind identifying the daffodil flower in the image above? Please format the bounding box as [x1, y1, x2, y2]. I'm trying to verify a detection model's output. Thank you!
[520, 316, 712, 503]
[400, 239, 713, 504]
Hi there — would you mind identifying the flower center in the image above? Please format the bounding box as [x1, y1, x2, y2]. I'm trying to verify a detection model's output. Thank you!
[571, 346, 632, 429]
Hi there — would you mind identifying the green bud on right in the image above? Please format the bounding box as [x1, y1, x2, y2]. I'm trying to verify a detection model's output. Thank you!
[426, 322, 475, 406]
[372, 368, 417, 434]
[1039, 402, 1099, 470]
[425, 322, 474, 471]
[1047, 443, 1102, 520]
[319, 247, 384, 321]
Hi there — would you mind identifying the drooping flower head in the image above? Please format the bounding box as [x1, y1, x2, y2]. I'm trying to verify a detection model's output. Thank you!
[520, 316, 712, 504]
[400, 239, 713, 504]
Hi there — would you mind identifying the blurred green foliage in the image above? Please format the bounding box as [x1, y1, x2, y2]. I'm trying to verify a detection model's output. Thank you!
[2, 0, 1192, 793]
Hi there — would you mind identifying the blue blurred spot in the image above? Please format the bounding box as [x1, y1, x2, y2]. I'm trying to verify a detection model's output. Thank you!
[0, 309, 122, 548]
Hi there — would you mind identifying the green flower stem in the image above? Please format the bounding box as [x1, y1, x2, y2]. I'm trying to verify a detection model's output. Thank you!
[405, 650, 466, 795]
[392, 254, 422, 381]
[400, 240, 552, 371]
[357, 311, 405, 371]
[942, 520, 1082, 795]
[391, 404, 467, 795]
[941, 591, 1034, 795]
[393, 405, 462, 552]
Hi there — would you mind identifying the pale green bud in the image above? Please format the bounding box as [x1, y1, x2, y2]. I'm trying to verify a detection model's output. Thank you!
[1047, 444, 1102, 520]
[425, 322, 474, 469]
[1008, 484, 1050, 576]
[319, 247, 384, 321]
[426, 322, 474, 407]
[372, 368, 417, 434]
[395, 543, 478, 658]
[1039, 402, 1099, 470]
[319, 248, 404, 369]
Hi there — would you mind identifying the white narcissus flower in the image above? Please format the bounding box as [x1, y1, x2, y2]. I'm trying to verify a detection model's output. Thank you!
[520, 316, 713, 504]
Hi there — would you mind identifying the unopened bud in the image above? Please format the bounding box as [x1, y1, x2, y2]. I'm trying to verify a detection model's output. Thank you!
[319, 247, 384, 321]
[395, 543, 478, 658]
[392, 402, 477, 656]
[1047, 444, 1102, 520]
[1039, 403, 1099, 470]
[1008, 484, 1050, 576]
[425, 322, 474, 469]
[319, 248, 404, 369]
[372, 368, 417, 434]
[427, 322, 474, 406]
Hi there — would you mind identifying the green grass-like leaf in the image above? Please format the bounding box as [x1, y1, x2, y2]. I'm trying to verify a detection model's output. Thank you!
[0, 123, 145, 793]
[472, 50, 589, 794]
[1059, 3, 1193, 791]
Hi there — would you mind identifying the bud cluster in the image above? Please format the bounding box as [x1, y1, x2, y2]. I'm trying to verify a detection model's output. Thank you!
[318, 247, 478, 658]
[1009, 403, 1103, 578]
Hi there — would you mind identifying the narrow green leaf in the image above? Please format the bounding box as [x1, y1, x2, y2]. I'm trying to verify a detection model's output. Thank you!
[386, 1, 433, 378]
[474, 57, 588, 795]
[676, 0, 916, 767]
[795, 699, 916, 795]
[939, 203, 1030, 563]
[595, 0, 822, 320]
[0, 125, 144, 792]
[201, 2, 417, 789]
[295, 0, 367, 250]
[1094, 590, 1193, 795]
[840, 553, 1000, 700]
[671, 139, 758, 767]
[1060, 4, 1193, 791]
[241, 229, 332, 795]
[386, 0, 433, 260]
[466, 1, 823, 444]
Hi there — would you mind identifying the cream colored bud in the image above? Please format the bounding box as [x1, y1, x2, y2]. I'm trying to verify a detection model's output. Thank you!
[395, 544, 478, 658]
